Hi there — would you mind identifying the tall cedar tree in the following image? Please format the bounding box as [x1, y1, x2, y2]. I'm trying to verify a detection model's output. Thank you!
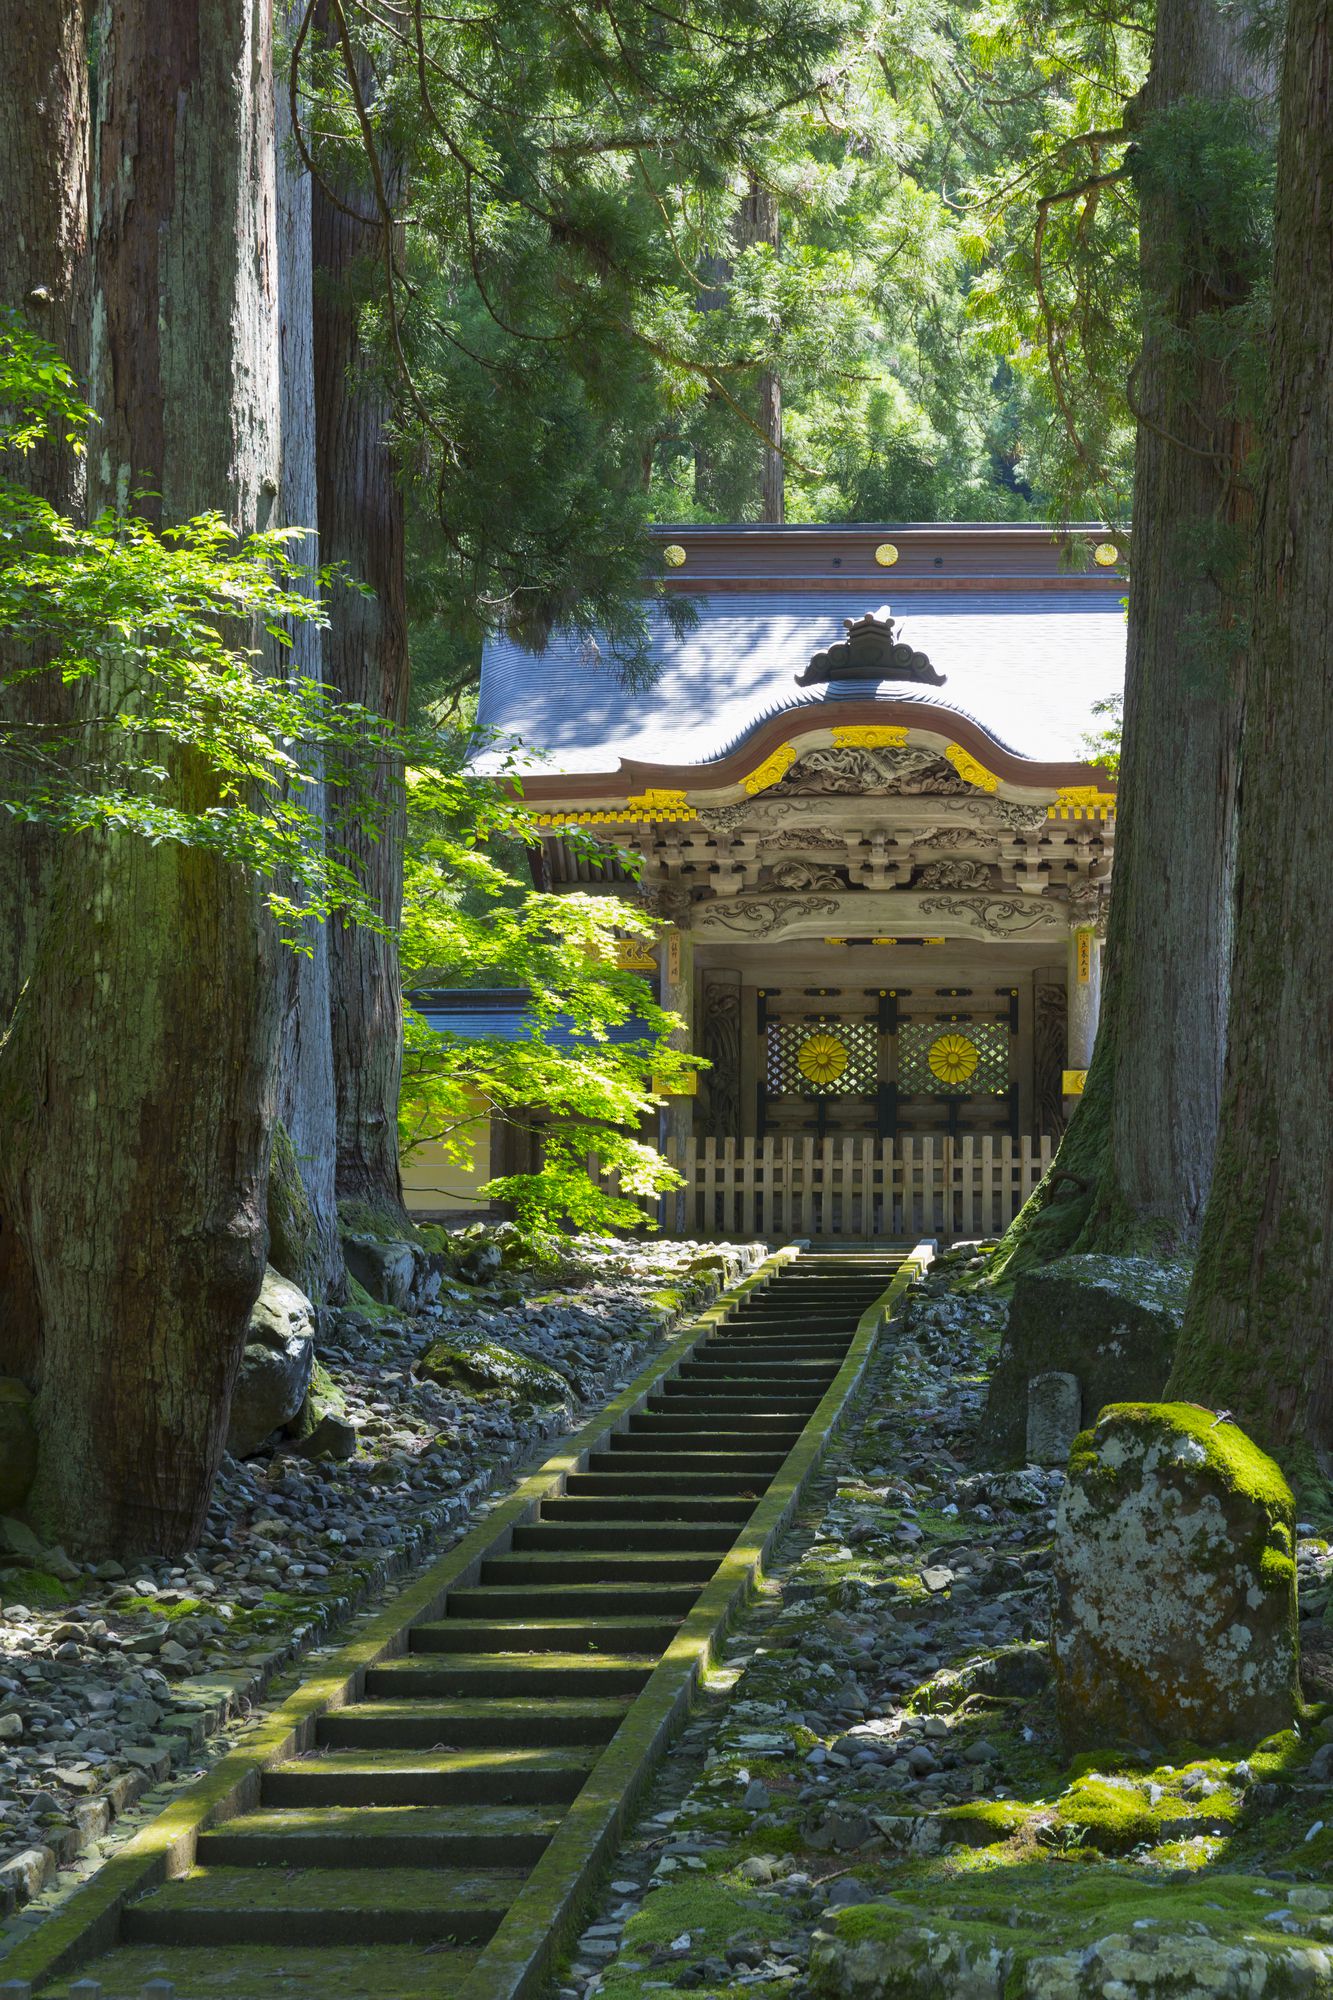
[271, 7, 345, 1300]
[1170, 0, 1333, 1452]
[991, 0, 1271, 1271]
[0, 0, 288, 1552]
[0, 0, 90, 1382]
[313, 133, 411, 1227]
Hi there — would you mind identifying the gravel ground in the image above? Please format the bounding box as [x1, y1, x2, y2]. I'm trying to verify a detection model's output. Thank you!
[0, 1234, 760, 1931]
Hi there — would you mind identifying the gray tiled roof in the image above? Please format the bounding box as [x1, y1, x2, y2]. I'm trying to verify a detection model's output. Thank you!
[472, 588, 1126, 775]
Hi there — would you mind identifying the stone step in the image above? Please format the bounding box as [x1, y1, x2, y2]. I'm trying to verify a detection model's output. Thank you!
[411, 1614, 684, 1653]
[196, 1803, 558, 1869]
[367, 1651, 657, 1698]
[632, 1409, 814, 1432]
[121, 1865, 524, 1948]
[317, 1696, 632, 1748]
[541, 1494, 752, 1522]
[261, 1745, 593, 1809]
[589, 1449, 785, 1474]
[443, 1580, 703, 1617]
[44, 1942, 482, 1999]
[509, 1518, 739, 1551]
[563, 1471, 768, 1497]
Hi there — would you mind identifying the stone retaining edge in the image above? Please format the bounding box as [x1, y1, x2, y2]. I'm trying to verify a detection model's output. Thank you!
[0, 1245, 801, 1991]
[458, 1241, 935, 2000]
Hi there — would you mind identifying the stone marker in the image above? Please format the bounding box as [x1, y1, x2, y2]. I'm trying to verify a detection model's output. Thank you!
[981, 1254, 1191, 1467]
[1025, 1370, 1081, 1466]
[1052, 1401, 1298, 1751]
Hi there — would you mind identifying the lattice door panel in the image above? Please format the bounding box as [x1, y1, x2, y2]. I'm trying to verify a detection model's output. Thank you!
[765, 1014, 878, 1098]
[897, 1018, 1010, 1097]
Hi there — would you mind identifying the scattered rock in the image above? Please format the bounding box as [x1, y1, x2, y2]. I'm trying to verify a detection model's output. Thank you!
[1052, 1401, 1298, 1750]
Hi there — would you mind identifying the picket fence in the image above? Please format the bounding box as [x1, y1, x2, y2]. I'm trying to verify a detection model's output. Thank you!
[646, 1133, 1056, 1240]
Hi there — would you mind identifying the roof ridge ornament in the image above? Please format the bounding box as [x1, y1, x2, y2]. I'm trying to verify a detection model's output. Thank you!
[796, 606, 946, 688]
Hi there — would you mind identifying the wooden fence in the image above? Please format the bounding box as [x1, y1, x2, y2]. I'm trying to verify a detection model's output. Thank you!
[656, 1133, 1056, 1240]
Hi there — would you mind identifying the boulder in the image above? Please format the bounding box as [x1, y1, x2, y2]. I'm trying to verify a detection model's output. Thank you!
[226, 1267, 315, 1457]
[417, 1335, 570, 1407]
[343, 1234, 417, 1308]
[290, 1412, 358, 1462]
[1052, 1402, 1298, 1751]
[980, 1255, 1190, 1466]
[0, 1379, 37, 1511]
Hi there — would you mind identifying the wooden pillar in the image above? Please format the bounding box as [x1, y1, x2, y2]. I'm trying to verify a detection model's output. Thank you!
[1067, 926, 1102, 1071]
[659, 929, 695, 1233]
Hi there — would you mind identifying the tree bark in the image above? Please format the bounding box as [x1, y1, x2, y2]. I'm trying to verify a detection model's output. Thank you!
[741, 176, 784, 524]
[312, 145, 410, 1224]
[0, 0, 286, 1553]
[1170, 0, 1333, 1452]
[271, 10, 342, 1298]
[992, 0, 1268, 1274]
[0, 0, 91, 1383]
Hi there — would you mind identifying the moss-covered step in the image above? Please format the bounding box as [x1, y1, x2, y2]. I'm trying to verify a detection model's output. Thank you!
[120, 1865, 525, 1947]
[316, 1695, 632, 1748]
[411, 1615, 683, 1653]
[260, 1744, 594, 1809]
[196, 1804, 559, 1869]
[540, 1495, 754, 1522]
[364, 1652, 657, 1698]
[632, 1410, 815, 1432]
[43, 1942, 481, 2000]
[589, 1449, 787, 1474]
[509, 1518, 742, 1550]
[561, 1471, 770, 1497]
[441, 1581, 703, 1618]
[477, 1550, 724, 1585]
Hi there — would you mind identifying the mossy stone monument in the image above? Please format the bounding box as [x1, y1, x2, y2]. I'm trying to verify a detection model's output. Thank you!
[1053, 1402, 1298, 1751]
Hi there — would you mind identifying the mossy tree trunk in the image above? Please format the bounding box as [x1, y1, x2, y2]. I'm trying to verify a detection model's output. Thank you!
[0, 0, 90, 1384]
[991, 0, 1270, 1278]
[0, 0, 286, 1553]
[312, 118, 410, 1228]
[271, 9, 343, 1300]
[1170, 0, 1333, 1452]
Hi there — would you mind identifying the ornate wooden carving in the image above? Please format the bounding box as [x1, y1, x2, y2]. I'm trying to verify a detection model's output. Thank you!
[795, 609, 945, 687]
[702, 976, 741, 1140]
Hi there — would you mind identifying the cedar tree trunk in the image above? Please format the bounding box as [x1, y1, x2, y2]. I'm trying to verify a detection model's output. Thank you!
[0, 0, 90, 1381]
[0, 0, 286, 1552]
[1170, 0, 1333, 1451]
[312, 159, 410, 1223]
[992, 0, 1269, 1274]
[270, 14, 342, 1298]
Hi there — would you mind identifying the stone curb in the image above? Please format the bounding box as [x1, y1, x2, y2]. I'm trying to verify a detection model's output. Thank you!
[0, 1245, 792, 1990]
[456, 1242, 935, 2000]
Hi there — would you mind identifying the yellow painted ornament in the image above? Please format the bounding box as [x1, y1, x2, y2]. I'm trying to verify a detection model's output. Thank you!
[797, 1031, 849, 1087]
[874, 542, 900, 567]
[928, 1031, 980, 1086]
[1093, 542, 1120, 568]
[662, 543, 687, 568]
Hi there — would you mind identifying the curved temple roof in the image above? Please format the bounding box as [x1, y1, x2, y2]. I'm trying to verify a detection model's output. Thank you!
[472, 527, 1127, 783]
